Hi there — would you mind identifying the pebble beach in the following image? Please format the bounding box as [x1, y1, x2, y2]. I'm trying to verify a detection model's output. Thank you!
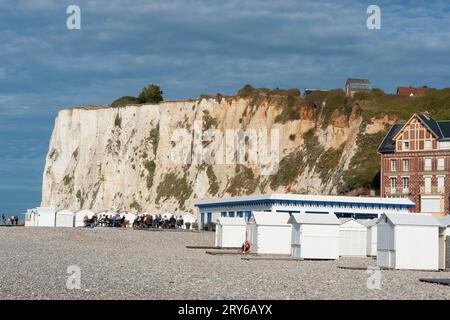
[0, 227, 450, 300]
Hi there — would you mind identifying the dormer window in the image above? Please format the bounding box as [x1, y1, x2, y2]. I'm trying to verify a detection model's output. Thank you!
[403, 141, 410, 150]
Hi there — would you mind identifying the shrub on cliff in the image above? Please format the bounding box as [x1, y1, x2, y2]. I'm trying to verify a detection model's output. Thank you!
[137, 84, 164, 104]
[111, 96, 138, 108]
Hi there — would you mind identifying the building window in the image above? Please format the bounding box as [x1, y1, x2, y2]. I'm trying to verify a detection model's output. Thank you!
[424, 176, 432, 193]
[424, 158, 432, 171]
[391, 159, 397, 171]
[438, 176, 445, 192]
[424, 140, 432, 150]
[390, 177, 397, 191]
[438, 158, 445, 171]
[403, 141, 410, 150]
[402, 177, 409, 192]
[403, 159, 410, 171]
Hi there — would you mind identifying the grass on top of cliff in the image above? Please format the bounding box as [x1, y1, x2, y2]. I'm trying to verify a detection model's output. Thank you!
[231, 85, 450, 125]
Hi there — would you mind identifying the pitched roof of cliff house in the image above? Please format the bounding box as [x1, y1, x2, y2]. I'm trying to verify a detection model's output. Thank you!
[396, 86, 432, 96]
[346, 78, 371, 90]
[378, 113, 450, 153]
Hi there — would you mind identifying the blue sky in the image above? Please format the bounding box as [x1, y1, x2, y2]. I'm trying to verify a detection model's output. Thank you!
[1, 0, 449, 215]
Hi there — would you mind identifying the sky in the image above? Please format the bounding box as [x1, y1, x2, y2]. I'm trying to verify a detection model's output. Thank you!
[0, 0, 449, 215]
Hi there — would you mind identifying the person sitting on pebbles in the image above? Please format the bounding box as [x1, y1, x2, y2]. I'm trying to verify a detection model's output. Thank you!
[241, 241, 251, 254]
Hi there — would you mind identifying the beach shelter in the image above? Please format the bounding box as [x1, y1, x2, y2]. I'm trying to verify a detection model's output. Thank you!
[97, 210, 115, 218]
[377, 213, 441, 271]
[247, 212, 291, 255]
[215, 217, 246, 248]
[120, 211, 137, 227]
[55, 210, 75, 227]
[288, 213, 340, 260]
[25, 208, 38, 227]
[361, 219, 378, 257]
[181, 213, 197, 229]
[339, 218, 367, 257]
[75, 209, 95, 227]
[35, 207, 56, 227]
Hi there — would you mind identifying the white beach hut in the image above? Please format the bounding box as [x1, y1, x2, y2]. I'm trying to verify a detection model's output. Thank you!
[75, 209, 95, 227]
[339, 218, 367, 257]
[439, 215, 450, 270]
[377, 213, 441, 271]
[181, 213, 197, 229]
[361, 219, 378, 257]
[55, 210, 75, 227]
[247, 212, 291, 255]
[288, 213, 340, 260]
[33, 207, 56, 227]
[215, 217, 246, 248]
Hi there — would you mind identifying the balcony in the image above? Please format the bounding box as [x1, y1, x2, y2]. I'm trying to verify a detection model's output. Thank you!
[384, 187, 410, 195]
[420, 186, 445, 195]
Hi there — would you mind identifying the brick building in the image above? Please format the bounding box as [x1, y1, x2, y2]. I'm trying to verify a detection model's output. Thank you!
[378, 112, 450, 216]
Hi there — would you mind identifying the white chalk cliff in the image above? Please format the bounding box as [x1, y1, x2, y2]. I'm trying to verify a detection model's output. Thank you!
[41, 93, 392, 214]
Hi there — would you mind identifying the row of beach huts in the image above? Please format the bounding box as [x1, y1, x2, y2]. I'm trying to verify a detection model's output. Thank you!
[215, 212, 450, 271]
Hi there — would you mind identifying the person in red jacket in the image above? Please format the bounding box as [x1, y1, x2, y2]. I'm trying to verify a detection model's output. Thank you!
[241, 241, 251, 253]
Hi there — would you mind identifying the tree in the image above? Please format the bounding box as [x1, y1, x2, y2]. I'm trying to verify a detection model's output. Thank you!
[137, 84, 164, 104]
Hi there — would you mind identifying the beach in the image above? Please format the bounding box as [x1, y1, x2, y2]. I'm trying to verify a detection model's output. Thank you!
[0, 227, 449, 300]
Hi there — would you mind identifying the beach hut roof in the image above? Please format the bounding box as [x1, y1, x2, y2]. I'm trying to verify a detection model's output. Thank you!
[382, 213, 441, 227]
[57, 209, 74, 215]
[360, 219, 378, 227]
[339, 218, 366, 228]
[439, 215, 450, 227]
[251, 212, 290, 226]
[217, 217, 246, 226]
[288, 213, 339, 225]
[77, 209, 94, 214]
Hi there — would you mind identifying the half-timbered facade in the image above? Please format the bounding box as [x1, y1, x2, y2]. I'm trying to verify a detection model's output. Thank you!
[378, 113, 450, 216]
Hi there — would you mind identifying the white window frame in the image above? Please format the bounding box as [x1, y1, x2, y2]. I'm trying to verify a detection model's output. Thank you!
[438, 176, 445, 192]
[424, 158, 432, 171]
[403, 159, 410, 171]
[390, 177, 397, 191]
[424, 140, 432, 150]
[403, 141, 410, 150]
[391, 159, 398, 171]
[424, 176, 432, 193]
[437, 158, 445, 171]
[402, 177, 409, 193]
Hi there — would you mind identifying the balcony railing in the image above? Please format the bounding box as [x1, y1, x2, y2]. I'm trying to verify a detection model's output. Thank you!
[420, 186, 445, 195]
[384, 187, 410, 195]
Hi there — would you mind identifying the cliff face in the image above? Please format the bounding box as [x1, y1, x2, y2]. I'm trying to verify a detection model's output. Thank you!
[41, 93, 393, 213]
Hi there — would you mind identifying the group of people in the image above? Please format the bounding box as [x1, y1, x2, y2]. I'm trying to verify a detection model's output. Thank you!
[1, 214, 19, 226]
[83, 213, 125, 228]
[133, 214, 184, 229]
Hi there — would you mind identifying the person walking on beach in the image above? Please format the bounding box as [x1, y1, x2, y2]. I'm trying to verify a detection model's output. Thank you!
[1, 214, 5, 225]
